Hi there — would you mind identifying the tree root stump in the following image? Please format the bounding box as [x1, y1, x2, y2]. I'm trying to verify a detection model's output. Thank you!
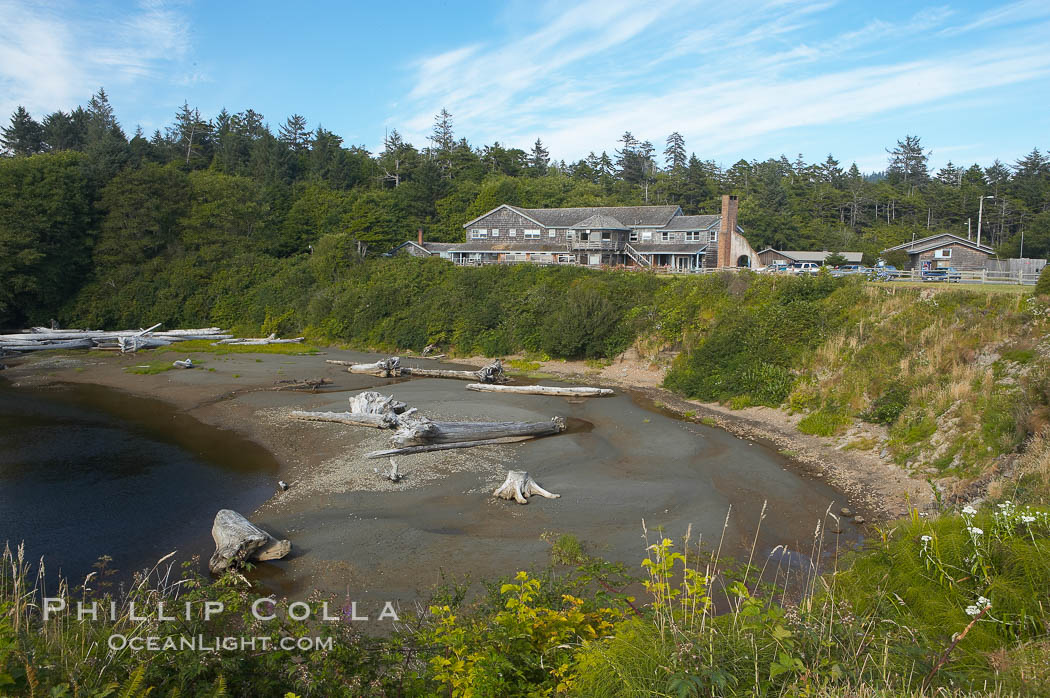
[209, 509, 291, 574]
[492, 470, 560, 505]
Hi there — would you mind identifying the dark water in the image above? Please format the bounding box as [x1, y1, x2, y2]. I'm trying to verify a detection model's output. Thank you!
[0, 381, 279, 583]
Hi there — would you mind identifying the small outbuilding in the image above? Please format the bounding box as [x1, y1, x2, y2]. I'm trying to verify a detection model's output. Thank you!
[756, 249, 863, 267]
[881, 234, 994, 271]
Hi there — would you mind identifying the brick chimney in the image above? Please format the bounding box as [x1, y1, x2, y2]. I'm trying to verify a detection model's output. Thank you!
[717, 195, 738, 268]
[418, 229, 423, 245]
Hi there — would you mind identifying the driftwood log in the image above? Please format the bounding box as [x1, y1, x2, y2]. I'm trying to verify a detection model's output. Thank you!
[391, 415, 565, 447]
[465, 383, 613, 397]
[214, 333, 304, 346]
[209, 509, 291, 574]
[0, 326, 234, 354]
[402, 359, 507, 383]
[289, 390, 415, 429]
[492, 471, 561, 504]
[364, 435, 535, 459]
[325, 357, 401, 376]
[273, 377, 333, 391]
[290, 410, 399, 428]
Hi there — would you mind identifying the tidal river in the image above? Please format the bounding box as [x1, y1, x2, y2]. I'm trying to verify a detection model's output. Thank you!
[0, 353, 858, 600]
[0, 381, 278, 583]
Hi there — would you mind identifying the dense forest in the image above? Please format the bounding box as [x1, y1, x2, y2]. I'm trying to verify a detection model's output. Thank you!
[1, 88, 1049, 328]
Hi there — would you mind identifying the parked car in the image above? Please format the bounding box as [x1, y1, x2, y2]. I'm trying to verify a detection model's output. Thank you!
[790, 262, 821, 275]
[868, 265, 900, 281]
[921, 267, 962, 283]
[832, 264, 867, 278]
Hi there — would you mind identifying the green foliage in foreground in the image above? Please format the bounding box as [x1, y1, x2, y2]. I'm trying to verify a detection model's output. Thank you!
[158, 339, 321, 355]
[4, 499, 1049, 696]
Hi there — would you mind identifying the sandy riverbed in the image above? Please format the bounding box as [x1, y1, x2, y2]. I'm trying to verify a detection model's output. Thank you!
[2, 347, 874, 602]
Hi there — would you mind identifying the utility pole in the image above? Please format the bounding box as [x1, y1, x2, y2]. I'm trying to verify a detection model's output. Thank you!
[977, 195, 994, 248]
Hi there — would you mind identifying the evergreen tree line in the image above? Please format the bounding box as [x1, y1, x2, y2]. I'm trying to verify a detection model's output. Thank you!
[1, 89, 1049, 328]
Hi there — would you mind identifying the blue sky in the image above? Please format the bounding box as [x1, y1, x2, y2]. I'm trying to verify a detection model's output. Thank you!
[1, 0, 1048, 173]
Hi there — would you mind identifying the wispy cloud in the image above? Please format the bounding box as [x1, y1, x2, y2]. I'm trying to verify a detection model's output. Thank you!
[395, 1, 1050, 165]
[0, 0, 195, 121]
[938, 0, 1050, 36]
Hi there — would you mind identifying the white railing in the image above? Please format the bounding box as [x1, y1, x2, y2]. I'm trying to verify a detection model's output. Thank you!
[869, 269, 1040, 285]
[624, 243, 651, 267]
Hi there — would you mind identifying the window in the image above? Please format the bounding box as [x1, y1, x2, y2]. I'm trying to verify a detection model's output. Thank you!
[661, 231, 672, 242]
[549, 229, 557, 238]
[684, 231, 700, 242]
[471, 229, 487, 239]
[602, 231, 611, 241]
[709, 231, 718, 243]
[524, 229, 540, 239]
[630, 231, 639, 242]
[642, 231, 652, 241]
[509, 229, 517, 237]
[566, 230, 575, 240]
[491, 228, 499, 237]
[934, 248, 952, 258]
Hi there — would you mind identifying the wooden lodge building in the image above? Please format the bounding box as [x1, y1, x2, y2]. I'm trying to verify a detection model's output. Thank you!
[393, 195, 760, 271]
[882, 233, 995, 271]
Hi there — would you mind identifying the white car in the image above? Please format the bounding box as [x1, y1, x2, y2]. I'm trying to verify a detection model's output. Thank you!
[791, 262, 821, 275]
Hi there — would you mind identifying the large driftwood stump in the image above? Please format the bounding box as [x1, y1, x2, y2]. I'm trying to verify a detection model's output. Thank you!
[493, 471, 560, 504]
[289, 391, 415, 429]
[338, 357, 401, 376]
[465, 383, 613, 397]
[347, 391, 409, 416]
[209, 509, 291, 574]
[391, 416, 565, 447]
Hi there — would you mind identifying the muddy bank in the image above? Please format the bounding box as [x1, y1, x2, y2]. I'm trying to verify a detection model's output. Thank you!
[2, 348, 863, 602]
[457, 352, 934, 520]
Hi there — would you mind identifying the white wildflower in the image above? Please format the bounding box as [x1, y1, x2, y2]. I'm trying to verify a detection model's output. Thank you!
[962, 505, 977, 515]
[920, 535, 932, 542]
[965, 605, 982, 617]
[1021, 515, 1036, 524]
[967, 526, 983, 536]
[977, 596, 990, 608]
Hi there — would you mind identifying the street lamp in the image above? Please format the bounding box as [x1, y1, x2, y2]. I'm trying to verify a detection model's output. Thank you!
[977, 195, 994, 248]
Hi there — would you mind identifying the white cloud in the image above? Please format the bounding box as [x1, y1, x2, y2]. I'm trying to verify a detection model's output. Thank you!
[938, 0, 1050, 36]
[0, 0, 194, 121]
[394, 1, 1050, 164]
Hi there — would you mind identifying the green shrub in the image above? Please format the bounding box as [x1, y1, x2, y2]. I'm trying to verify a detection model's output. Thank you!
[862, 382, 911, 425]
[1035, 265, 1050, 295]
[798, 407, 852, 436]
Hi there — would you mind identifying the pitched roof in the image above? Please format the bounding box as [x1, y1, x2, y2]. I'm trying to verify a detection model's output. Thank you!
[882, 233, 994, 255]
[659, 215, 721, 231]
[505, 205, 681, 228]
[386, 240, 429, 255]
[421, 242, 456, 251]
[569, 214, 630, 230]
[759, 249, 863, 263]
